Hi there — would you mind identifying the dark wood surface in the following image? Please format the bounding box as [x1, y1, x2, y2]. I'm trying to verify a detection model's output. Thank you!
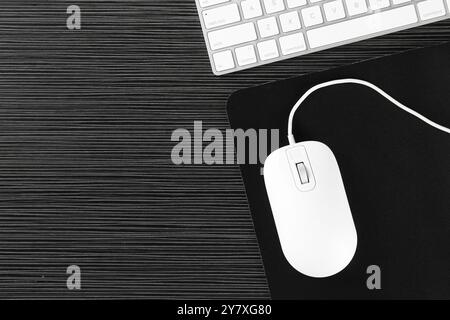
[0, 1, 448, 299]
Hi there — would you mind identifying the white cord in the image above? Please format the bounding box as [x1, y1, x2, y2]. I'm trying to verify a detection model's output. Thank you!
[287, 78, 450, 145]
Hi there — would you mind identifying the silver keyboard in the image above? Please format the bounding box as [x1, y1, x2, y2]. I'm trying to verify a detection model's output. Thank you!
[195, 0, 450, 75]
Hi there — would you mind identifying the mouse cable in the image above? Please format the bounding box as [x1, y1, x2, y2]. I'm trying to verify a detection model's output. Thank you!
[287, 78, 450, 145]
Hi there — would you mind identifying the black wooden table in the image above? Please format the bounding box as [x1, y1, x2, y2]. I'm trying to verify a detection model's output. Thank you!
[0, 1, 448, 299]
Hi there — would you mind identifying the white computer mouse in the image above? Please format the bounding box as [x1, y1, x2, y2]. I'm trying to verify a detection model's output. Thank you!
[264, 141, 357, 278]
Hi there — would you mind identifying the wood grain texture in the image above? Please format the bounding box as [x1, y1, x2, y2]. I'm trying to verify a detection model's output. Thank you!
[0, 0, 448, 299]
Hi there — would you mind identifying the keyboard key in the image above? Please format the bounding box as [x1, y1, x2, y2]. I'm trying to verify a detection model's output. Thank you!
[257, 16, 280, 38]
[263, 0, 285, 13]
[203, 4, 241, 29]
[213, 50, 235, 71]
[279, 32, 307, 55]
[235, 45, 257, 66]
[241, 0, 263, 19]
[208, 22, 257, 50]
[370, 0, 391, 9]
[280, 11, 302, 32]
[417, 0, 446, 20]
[345, 0, 368, 16]
[287, 0, 307, 7]
[392, 0, 410, 4]
[199, 0, 229, 8]
[257, 39, 279, 60]
[301, 6, 324, 27]
[324, 0, 346, 21]
[307, 5, 418, 48]
[368, 0, 391, 9]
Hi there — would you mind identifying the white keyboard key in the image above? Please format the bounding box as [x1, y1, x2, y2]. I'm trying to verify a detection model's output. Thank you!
[263, 0, 285, 13]
[279, 32, 307, 55]
[280, 11, 302, 32]
[369, 0, 391, 10]
[199, 0, 229, 8]
[417, 0, 446, 20]
[203, 4, 241, 29]
[301, 6, 324, 27]
[392, 0, 410, 4]
[257, 16, 280, 37]
[213, 50, 235, 71]
[241, 0, 263, 19]
[345, 0, 368, 16]
[324, 0, 346, 21]
[208, 22, 257, 50]
[287, 0, 307, 7]
[307, 5, 418, 48]
[310, 0, 324, 2]
[235, 45, 257, 66]
[257, 39, 279, 60]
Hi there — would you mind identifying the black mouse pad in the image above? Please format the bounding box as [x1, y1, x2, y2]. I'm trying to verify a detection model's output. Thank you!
[227, 43, 450, 300]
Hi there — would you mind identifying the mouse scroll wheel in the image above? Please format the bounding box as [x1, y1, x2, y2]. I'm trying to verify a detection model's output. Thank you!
[296, 162, 310, 184]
